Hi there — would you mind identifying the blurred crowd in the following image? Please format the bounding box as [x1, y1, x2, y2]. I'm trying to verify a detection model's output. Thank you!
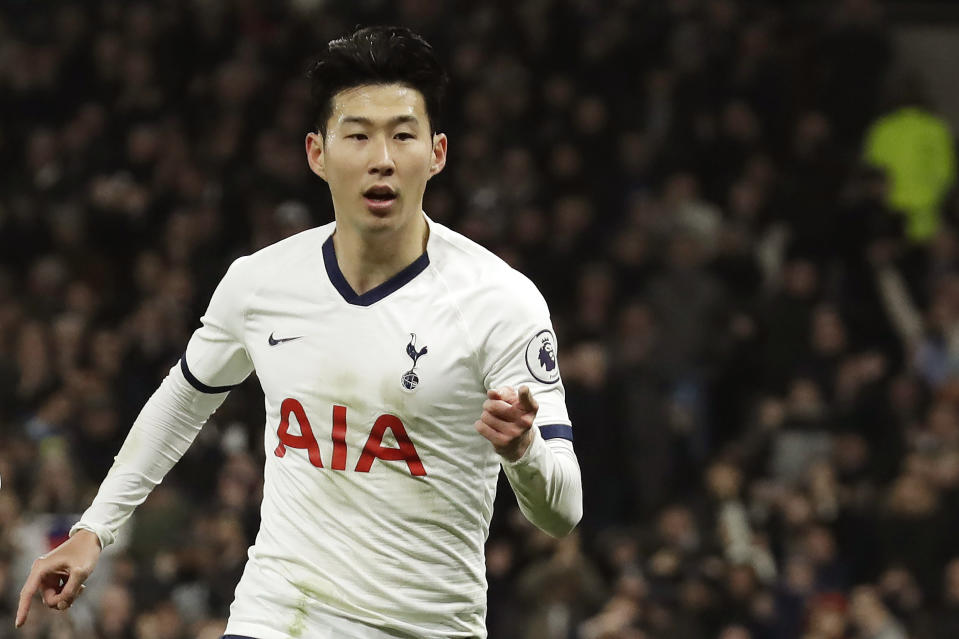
[1, 0, 959, 638]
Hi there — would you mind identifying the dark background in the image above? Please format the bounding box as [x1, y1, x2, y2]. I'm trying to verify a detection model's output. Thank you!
[1, 1, 959, 638]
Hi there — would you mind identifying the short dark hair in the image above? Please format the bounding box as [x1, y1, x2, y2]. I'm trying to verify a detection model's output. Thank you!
[307, 26, 448, 137]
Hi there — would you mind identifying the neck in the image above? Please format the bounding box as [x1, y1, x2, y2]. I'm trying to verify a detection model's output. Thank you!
[332, 213, 429, 295]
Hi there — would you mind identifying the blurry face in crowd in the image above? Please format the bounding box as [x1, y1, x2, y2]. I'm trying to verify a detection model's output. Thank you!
[305, 83, 447, 240]
[849, 586, 884, 628]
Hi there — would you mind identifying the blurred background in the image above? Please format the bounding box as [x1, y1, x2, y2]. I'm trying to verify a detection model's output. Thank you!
[1, 0, 959, 638]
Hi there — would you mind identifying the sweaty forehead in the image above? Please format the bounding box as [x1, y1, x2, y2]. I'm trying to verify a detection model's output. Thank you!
[330, 84, 427, 126]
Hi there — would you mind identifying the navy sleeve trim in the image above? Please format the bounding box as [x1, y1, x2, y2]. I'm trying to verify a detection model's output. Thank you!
[180, 356, 240, 394]
[539, 424, 573, 442]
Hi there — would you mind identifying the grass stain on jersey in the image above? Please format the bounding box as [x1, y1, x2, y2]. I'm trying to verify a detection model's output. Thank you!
[288, 595, 309, 637]
[328, 370, 365, 410]
[378, 375, 409, 412]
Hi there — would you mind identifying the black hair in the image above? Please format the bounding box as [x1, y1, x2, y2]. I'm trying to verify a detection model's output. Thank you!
[307, 26, 448, 137]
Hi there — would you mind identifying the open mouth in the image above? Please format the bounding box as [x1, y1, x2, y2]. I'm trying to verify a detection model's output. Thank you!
[363, 186, 397, 202]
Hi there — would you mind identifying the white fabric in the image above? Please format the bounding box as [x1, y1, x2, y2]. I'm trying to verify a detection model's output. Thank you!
[503, 428, 581, 537]
[70, 366, 228, 549]
[74, 216, 582, 638]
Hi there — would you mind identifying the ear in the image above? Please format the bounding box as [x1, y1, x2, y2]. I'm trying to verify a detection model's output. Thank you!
[428, 133, 448, 179]
[305, 132, 327, 181]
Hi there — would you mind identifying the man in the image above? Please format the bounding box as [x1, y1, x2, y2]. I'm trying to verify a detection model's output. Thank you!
[17, 26, 582, 638]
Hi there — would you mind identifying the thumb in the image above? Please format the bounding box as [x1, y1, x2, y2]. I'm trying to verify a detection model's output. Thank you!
[517, 385, 539, 413]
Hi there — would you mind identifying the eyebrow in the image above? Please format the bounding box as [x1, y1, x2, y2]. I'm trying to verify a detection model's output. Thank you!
[340, 115, 419, 126]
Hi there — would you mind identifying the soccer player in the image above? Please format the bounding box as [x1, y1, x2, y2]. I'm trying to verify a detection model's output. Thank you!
[16, 25, 582, 638]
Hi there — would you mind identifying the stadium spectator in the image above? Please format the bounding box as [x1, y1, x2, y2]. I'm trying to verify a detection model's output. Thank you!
[864, 72, 957, 243]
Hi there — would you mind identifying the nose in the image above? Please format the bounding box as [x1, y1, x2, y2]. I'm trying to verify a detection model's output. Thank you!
[368, 136, 395, 176]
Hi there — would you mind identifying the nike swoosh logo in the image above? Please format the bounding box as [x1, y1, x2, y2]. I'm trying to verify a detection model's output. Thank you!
[268, 332, 303, 346]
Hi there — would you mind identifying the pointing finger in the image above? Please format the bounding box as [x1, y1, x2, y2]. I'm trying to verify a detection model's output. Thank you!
[16, 565, 43, 627]
[517, 385, 539, 413]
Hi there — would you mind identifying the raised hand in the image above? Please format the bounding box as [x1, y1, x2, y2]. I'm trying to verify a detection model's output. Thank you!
[475, 385, 539, 462]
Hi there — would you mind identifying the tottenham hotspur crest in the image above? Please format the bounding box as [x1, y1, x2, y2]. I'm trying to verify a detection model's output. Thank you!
[525, 329, 560, 384]
[402, 333, 428, 391]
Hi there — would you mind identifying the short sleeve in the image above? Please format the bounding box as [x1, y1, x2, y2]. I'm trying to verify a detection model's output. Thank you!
[181, 257, 255, 393]
[480, 274, 572, 441]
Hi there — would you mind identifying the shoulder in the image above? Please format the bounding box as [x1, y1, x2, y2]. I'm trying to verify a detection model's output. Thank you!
[224, 223, 334, 284]
[427, 220, 550, 318]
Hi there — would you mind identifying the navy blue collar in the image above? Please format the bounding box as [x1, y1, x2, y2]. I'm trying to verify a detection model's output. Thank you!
[322, 233, 430, 306]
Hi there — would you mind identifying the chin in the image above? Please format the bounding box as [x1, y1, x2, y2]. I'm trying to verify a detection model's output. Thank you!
[361, 204, 413, 230]
[361, 218, 398, 234]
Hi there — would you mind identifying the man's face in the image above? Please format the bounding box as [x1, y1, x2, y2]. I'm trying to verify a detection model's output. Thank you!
[306, 83, 446, 236]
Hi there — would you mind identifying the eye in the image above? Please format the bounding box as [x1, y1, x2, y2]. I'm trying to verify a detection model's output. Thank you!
[395, 132, 415, 141]
[347, 133, 367, 140]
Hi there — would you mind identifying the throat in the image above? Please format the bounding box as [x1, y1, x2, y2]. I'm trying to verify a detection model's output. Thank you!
[332, 218, 429, 296]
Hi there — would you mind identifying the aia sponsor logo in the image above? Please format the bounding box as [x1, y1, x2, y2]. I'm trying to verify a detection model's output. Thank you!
[274, 399, 427, 476]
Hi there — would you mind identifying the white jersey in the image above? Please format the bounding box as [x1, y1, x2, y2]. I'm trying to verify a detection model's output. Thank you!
[179, 216, 574, 638]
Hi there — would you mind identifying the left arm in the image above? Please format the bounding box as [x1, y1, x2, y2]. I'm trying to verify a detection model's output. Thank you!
[475, 385, 583, 537]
